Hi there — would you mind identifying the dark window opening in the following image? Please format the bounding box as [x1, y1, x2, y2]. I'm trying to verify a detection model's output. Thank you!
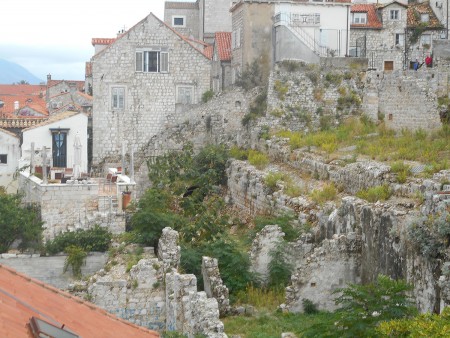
[0, 154, 6, 164]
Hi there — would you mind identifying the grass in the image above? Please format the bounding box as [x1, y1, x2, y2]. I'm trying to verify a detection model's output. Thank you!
[223, 311, 331, 338]
[356, 184, 392, 203]
[248, 150, 269, 169]
[274, 117, 449, 172]
[310, 183, 338, 205]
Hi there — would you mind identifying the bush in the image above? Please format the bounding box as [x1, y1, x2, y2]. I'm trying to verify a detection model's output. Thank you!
[264, 171, 286, 192]
[274, 80, 289, 101]
[248, 150, 269, 169]
[63, 245, 87, 278]
[310, 183, 337, 205]
[268, 243, 293, 288]
[235, 60, 266, 91]
[302, 298, 319, 314]
[201, 90, 214, 103]
[356, 184, 391, 203]
[0, 193, 43, 253]
[390, 161, 411, 183]
[251, 214, 300, 242]
[408, 211, 450, 259]
[45, 225, 112, 255]
[229, 146, 248, 160]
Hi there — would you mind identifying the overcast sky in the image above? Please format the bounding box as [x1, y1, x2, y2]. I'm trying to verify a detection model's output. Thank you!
[0, 0, 167, 81]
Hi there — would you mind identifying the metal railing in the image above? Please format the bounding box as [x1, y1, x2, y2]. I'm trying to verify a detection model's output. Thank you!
[273, 12, 328, 57]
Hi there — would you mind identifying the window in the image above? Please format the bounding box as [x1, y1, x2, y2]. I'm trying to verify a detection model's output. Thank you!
[0, 154, 6, 164]
[421, 34, 431, 46]
[421, 13, 429, 22]
[111, 87, 125, 109]
[395, 33, 405, 46]
[136, 49, 169, 73]
[177, 86, 194, 104]
[352, 13, 367, 24]
[172, 16, 186, 27]
[390, 10, 400, 20]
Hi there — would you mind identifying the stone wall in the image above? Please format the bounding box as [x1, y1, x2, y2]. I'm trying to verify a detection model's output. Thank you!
[19, 172, 125, 240]
[363, 70, 443, 131]
[202, 256, 231, 316]
[0, 253, 108, 290]
[282, 234, 362, 312]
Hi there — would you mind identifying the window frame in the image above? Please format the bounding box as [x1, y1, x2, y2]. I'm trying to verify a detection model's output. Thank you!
[421, 34, 431, 46]
[395, 33, 405, 46]
[390, 9, 400, 20]
[352, 13, 367, 24]
[135, 49, 169, 73]
[111, 86, 125, 110]
[421, 13, 429, 23]
[176, 85, 195, 105]
[172, 15, 186, 28]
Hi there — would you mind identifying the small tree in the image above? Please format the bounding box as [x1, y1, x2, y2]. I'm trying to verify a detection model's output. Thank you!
[0, 192, 43, 253]
[63, 245, 87, 278]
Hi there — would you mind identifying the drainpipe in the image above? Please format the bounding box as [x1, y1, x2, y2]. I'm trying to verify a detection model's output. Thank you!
[447, 0, 449, 39]
[346, 6, 349, 56]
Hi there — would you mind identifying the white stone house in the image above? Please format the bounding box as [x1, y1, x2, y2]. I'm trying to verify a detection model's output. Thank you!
[0, 128, 20, 193]
[230, 0, 351, 80]
[90, 13, 211, 165]
[350, 2, 444, 71]
[21, 111, 88, 174]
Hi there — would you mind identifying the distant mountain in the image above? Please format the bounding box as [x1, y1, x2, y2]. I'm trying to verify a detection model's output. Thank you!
[0, 59, 43, 84]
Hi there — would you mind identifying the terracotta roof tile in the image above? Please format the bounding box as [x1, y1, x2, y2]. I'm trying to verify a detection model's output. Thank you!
[0, 94, 48, 116]
[215, 32, 232, 61]
[0, 84, 46, 95]
[0, 264, 159, 338]
[204, 45, 214, 60]
[91, 38, 116, 46]
[351, 4, 383, 29]
[407, 3, 443, 28]
[22, 111, 85, 131]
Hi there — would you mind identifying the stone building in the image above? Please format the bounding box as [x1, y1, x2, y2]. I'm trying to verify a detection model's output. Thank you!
[90, 13, 211, 165]
[230, 0, 351, 81]
[0, 128, 20, 193]
[164, 0, 233, 43]
[350, 2, 444, 71]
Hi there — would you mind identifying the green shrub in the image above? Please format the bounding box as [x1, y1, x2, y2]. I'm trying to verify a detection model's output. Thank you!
[251, 214, 300, 242]
[408, 211, 450, 259]
[268, 243, 293, 288]
[302, 298, 319, 314]
[325, 72, 343, 86]
[310, 183, 337, 205]
[45, 225, 112, 255]
[0, 193, 43, 253]
[229, 146, 248, 160]
[248, 150, 269, 169]
[201, 90, 214, 103]
[259, 125, 271, 140]
[356, 184, 391, 202]
[390, 161, 411, 183]
[274, 80, 289, 101]
[236, 60, 266, 91]
[264, 171, 286, 192]
[63, 245, 87, 278]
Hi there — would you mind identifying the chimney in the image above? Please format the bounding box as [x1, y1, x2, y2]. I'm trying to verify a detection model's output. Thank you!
[47, 74, 51, 81]
[14, 101, 19, 110]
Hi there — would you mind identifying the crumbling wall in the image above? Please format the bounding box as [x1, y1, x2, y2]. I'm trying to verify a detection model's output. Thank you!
[282, 234, 362, 312]
[249, 225, 285, 284]
[202, 257, 231, 316]
[158, 227, 181, 273]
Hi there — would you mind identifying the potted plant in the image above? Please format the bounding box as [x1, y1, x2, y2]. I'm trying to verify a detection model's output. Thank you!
[122, 186, 132, 209]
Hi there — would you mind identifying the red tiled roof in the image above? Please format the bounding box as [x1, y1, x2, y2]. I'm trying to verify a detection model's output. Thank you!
[0, 94, 48, 116]
[204, 45, 214, 60]
[351, 4, 383, 29]
[47, 80, 85, 92]
[0, 84, 45, 96]
[215, 32, 232, 61]
[0, 264, 159, 337]
[91, 38, 116, 46]
[407, 2, 443, 28]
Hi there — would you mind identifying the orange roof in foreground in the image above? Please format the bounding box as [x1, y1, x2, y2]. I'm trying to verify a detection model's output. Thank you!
[215, 32, 232, 61]
[0, 264, 159, 338]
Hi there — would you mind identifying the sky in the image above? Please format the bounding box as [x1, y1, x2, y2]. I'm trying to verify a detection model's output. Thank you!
[0, 0, 168, 82]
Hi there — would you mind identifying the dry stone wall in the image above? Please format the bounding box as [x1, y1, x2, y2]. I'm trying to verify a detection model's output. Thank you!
[202, 256, 231, 316]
